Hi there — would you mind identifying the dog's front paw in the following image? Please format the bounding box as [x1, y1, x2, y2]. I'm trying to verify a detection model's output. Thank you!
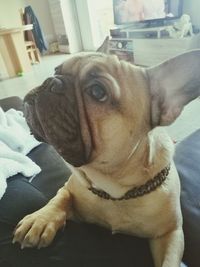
[13, 206, 67, 249]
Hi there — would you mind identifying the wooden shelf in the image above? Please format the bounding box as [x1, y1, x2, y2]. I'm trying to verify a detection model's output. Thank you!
[0, 26, 32, 78]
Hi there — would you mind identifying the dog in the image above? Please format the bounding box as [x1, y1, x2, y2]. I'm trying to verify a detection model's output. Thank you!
[13, 49, 200, 267]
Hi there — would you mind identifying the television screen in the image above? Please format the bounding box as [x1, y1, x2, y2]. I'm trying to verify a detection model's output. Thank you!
[113, 0, 183, 25]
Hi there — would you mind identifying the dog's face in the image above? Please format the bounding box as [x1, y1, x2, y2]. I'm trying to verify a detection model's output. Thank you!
[24, 51, 200, 168]
[24, 53, 151, 168]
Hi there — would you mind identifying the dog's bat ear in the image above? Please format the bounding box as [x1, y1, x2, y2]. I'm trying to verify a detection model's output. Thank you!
[96, 36, 110, 54]
[54, 64, 63, 75]
[146, 50, 200, 127]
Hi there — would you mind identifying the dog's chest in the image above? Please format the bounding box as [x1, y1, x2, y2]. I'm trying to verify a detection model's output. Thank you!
[68, 176, 176, 238]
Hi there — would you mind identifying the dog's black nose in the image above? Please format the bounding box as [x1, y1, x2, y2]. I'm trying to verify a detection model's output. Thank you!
[43, 76, 65, 94]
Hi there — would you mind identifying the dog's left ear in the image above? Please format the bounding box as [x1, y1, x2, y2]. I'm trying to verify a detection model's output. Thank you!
[96, 36, 110, 54]
[146, 50, 200, 127]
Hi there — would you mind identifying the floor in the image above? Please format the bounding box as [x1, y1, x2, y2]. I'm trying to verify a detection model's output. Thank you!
[0, 54, 69, 100]
[0, 54, 200, 142]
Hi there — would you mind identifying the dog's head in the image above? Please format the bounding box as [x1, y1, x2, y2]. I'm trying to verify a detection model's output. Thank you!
[24, 51, 200, 168]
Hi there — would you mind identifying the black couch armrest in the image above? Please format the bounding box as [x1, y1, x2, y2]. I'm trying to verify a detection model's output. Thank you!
[174, 129, 200, 267]
[0, 97, 23, 112]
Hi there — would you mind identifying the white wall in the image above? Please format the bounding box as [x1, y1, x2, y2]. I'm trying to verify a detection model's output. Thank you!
[25, 0, 57, 45]
[75, 0, 114, 51]
[24, 0, 82, 52]
[61, 0, 83, 53]
[0, 0, 56, 47]
[75, 0, 94, 51]
[0, 0, 25, 28]
[87, 0, 113, 49]
[183, 0, 200, 28]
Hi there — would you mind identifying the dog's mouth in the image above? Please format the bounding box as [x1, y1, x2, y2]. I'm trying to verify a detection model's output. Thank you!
[23, 76, 93, 167]
[24, 96, 46, 143]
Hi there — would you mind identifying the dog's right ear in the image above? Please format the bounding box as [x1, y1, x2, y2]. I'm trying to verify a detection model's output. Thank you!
[146, 50, 200, 127]
[96, 36, 110, 54]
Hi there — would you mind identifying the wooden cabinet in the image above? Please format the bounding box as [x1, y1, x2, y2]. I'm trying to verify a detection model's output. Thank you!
[0, 27, 32, 79]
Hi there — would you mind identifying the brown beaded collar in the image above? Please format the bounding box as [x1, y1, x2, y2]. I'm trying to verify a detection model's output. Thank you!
[89, 165, 170, 201]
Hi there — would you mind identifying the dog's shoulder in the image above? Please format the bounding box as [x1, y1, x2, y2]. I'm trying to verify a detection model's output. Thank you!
[147, 127, 175, 169]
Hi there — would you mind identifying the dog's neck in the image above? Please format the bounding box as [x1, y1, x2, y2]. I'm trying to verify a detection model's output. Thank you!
[74, 128, 174, 199]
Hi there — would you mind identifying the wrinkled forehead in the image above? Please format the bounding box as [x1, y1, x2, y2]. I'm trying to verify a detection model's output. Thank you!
[56, 52, 120, 79]
[57, 53, 121, 97]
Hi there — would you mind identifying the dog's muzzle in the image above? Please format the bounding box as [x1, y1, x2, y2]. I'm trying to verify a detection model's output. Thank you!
[23, 76, 92, 167]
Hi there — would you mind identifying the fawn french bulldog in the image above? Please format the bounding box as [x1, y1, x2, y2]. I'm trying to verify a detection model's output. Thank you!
[13, 50, 200, 267]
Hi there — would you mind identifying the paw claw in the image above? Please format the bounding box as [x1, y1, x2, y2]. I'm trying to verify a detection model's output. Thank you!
[13, 206, 67, 248]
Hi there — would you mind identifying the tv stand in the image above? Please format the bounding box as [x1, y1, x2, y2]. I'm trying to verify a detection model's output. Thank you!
[122, 25, 169, 39]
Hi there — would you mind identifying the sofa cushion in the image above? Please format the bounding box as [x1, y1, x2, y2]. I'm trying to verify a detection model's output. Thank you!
[28, 143, 71, 199]
[174, 129, 200, 267]
[0, 177, 47, 226]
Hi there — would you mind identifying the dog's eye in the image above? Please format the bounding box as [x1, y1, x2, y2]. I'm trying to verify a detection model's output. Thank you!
[87, 84, 108, 102]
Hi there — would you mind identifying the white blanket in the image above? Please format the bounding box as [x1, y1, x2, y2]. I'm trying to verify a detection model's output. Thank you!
[0, 107, 41, 199]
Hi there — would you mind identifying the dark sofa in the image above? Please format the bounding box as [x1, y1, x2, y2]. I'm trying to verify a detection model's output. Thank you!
[0, 96, 199, 267]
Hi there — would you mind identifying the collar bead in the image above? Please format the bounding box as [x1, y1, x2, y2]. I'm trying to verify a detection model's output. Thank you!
[88, 165, 170, 201]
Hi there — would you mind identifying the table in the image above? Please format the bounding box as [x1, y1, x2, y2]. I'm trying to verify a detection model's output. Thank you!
[0, 25, 33, 79]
